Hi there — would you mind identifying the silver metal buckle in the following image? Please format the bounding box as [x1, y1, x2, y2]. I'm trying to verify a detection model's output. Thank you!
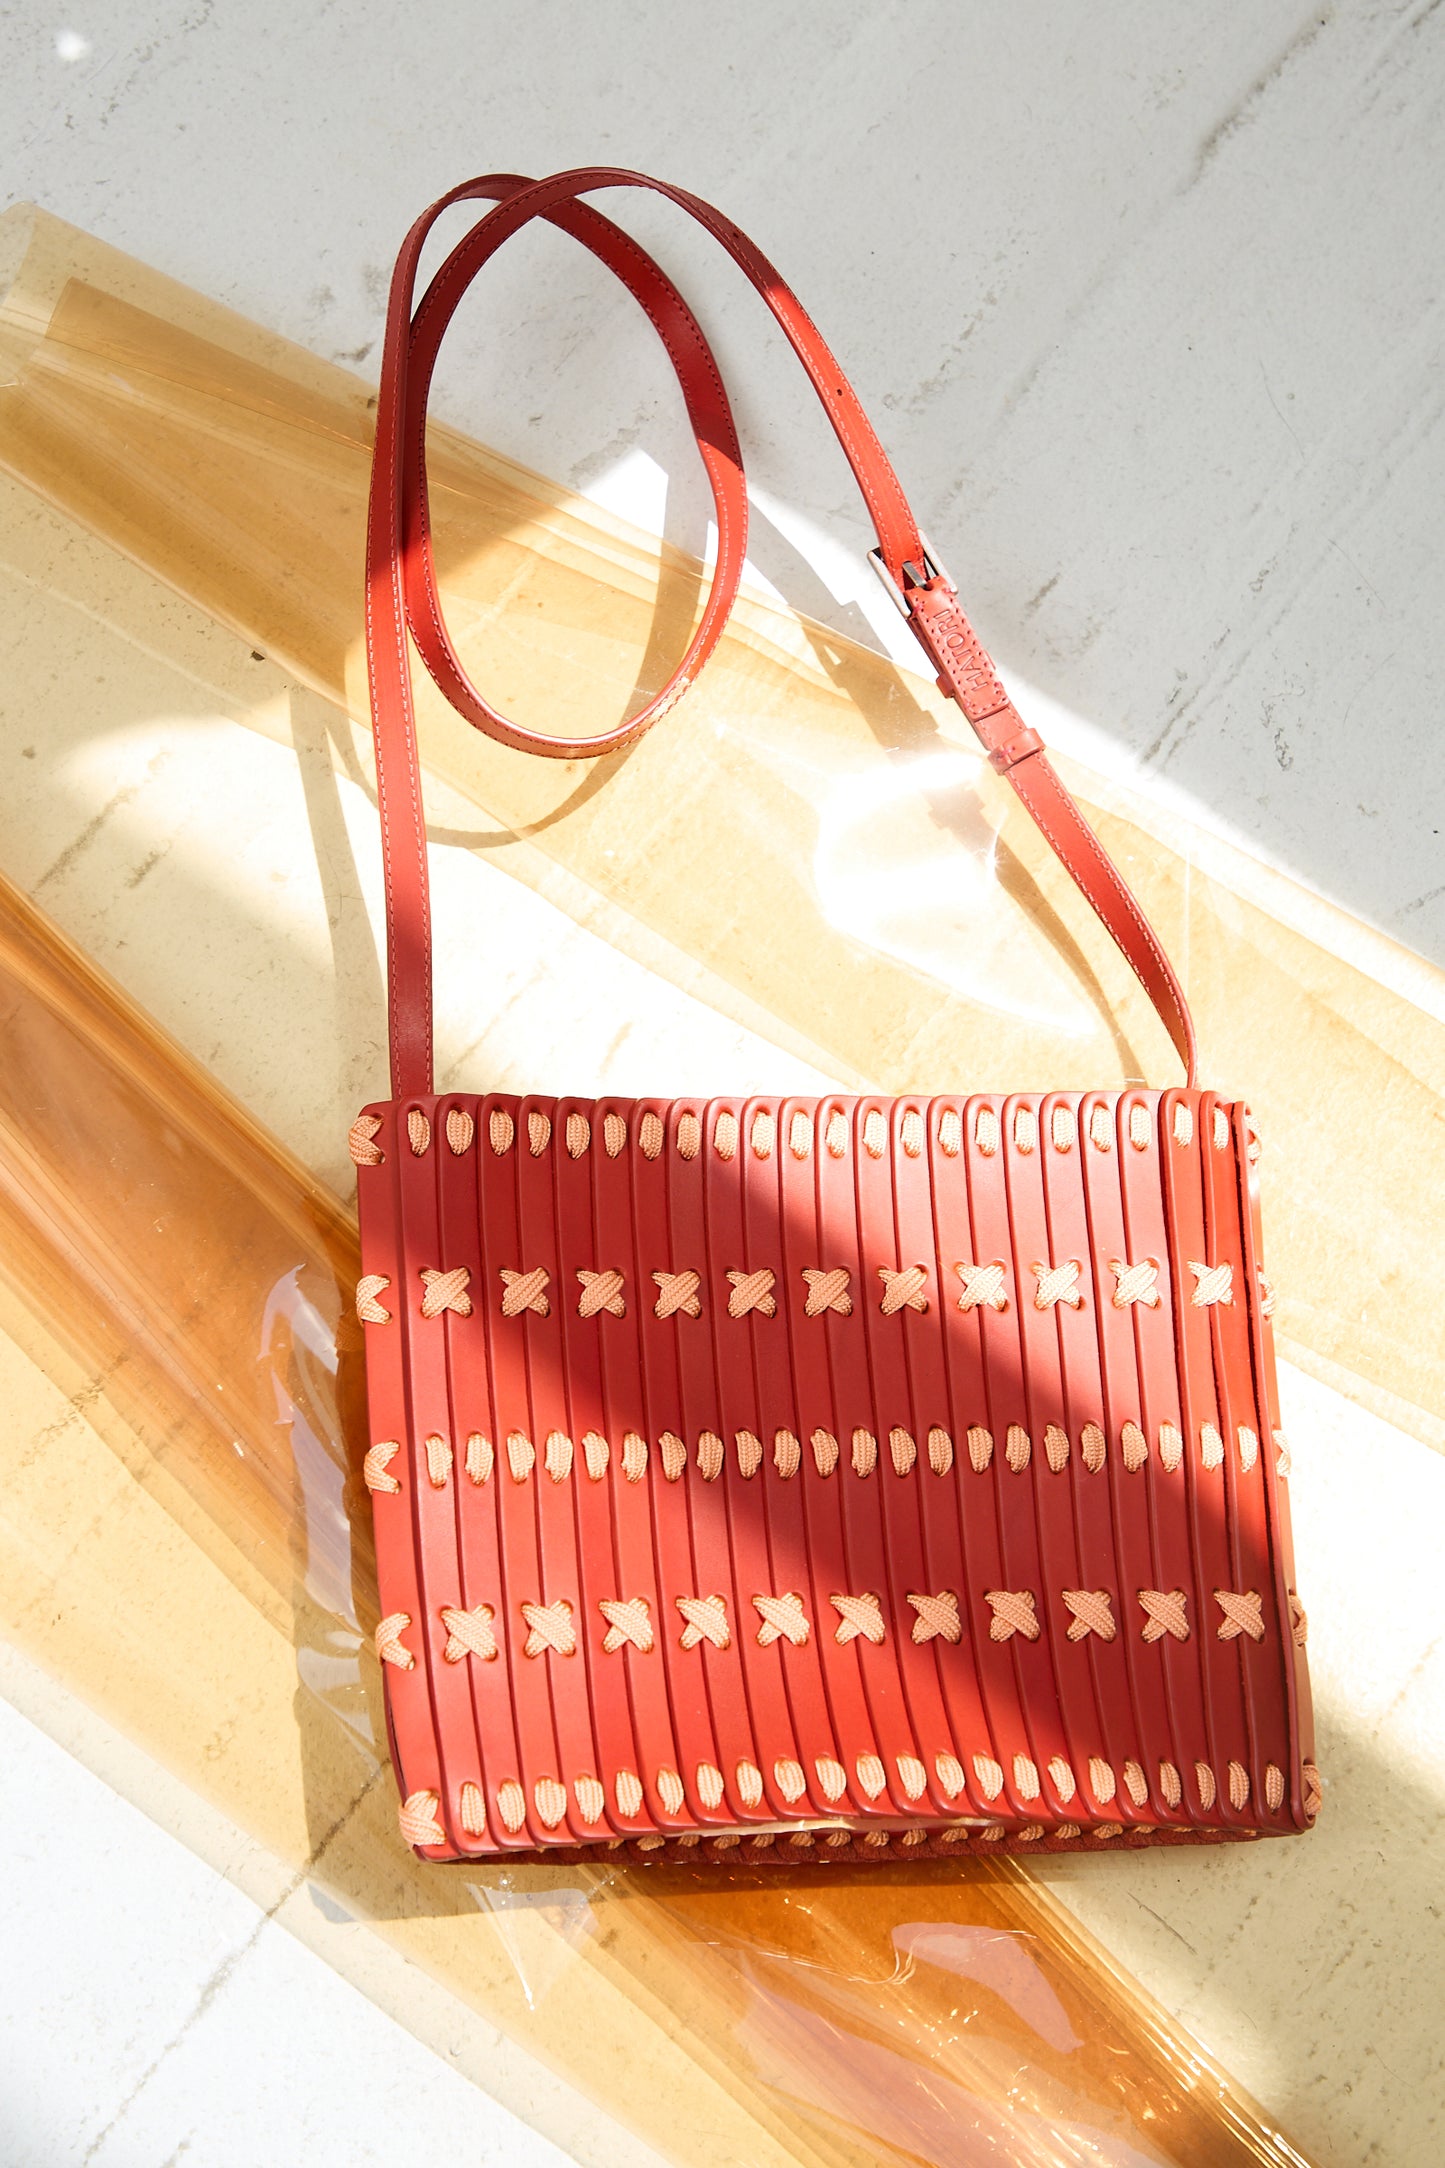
[866, 530, 955, 616]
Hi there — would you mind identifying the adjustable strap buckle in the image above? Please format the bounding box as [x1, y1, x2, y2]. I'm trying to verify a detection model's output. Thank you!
[867, 533, 956, 617]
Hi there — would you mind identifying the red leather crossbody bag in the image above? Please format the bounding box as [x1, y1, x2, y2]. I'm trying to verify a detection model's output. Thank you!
[353, 169, 1317, 1864]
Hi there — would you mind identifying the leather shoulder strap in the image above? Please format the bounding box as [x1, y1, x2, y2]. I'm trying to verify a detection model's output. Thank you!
[366, 168, 1197, 1097]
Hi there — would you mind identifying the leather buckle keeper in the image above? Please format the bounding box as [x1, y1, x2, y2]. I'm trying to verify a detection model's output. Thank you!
[985, 713, 1045, 772]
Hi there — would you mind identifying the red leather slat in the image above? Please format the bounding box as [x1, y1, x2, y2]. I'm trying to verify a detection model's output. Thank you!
[1234, 1108, 1314, 1827]
[852, 1096, 964, 1821]
[626, 1101, 723, 1827]
[588, 1108, 679, 1833]
[744, 1101, 844, 1827]
[1040, 1092, 1146, 1824]
[540, 1099, 618, 1843]
[1114, 1090, 1204, 1826]
[958, 1095, 1064, 1820]
[514, 1100, 601, 1844]
[357, 1111, 448, 1846]
[1195, 1084, 1265, 1829]
[812, 1097, 917, 1819]
[701, 1098, 804, 1823]
[774, 1098, 870, 1820]
[477, 1100, 563, 1848]
[1201, 1101, 1291, 1829]
[1159, 1090, 1243, 1827]
[999, 1095, 1106, 1823]
[435, 1098, 520, 1852]
[664, 1101, 760, 1824]
[889, 1098, 984, 1820]
[1076, 1091, 1180, 1826]
[544, 1099, 630, 1840]
[445, 1098, 532, 1852]
[395, 1104, 484, 1855]
[926, 1097, 1015, 1819]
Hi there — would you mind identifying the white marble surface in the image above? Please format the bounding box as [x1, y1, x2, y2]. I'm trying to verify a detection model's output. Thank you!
[2, 7, 1444, 2166]
[0, 1680, 603, 2168]
[4, 0, 1442, 962]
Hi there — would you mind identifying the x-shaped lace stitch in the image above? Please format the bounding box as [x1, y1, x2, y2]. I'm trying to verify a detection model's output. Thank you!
[1109, 1258, 1160, 1308]
[420, 1265, 471, 1318]
[1032, 1260, 1083, 1310]
[676, 1594, 730, 1650]
[907, 1591, 961, 1645]
[1138, 1588, 1190, 1642]
[500, 1266, 550, 1317]
[1214, 1588, 1265, 1641]
[985, 1588, 1040, 1642]
[753, 1592, 810, 1647]
[955, 1260, 1007, 1311]
[399, 1791, 444, 1846]
[599, 1597, 654, 1653]
[1189, 1260, 1234, 1307]
[441, 1604, 497, 1662]
[522, 1599, 576, 1657]
[878, 1264, 929, 1315]
[1062, 1589, 1116, 1642]
[829, 1592, 885, 1645]
[652, 1268, 700, 1318]
[576, 1267, 625, 1318]
[727, 1267, 776, 1318]
[802, 1266, 852, 1316]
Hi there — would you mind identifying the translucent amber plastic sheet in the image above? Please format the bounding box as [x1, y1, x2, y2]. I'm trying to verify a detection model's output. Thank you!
[1, 206, 1442, 1451]
[0, 870, 1315, 2167]
[1, 201, 1441, 2165]
[2, 211, 1445, 1456]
